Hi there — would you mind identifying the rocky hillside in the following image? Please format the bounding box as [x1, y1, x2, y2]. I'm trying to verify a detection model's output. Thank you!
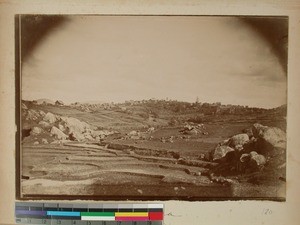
[21, 99, 287, 197]
[22, 103, 116, 145]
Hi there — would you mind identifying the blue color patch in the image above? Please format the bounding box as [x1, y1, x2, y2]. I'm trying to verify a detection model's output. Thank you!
[46, 211, 81, 217]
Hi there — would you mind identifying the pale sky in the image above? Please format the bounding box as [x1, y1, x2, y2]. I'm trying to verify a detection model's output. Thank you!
[21, 16, 287, 108]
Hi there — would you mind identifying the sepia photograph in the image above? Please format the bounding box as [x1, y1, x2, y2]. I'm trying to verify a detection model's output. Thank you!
[17, 15, 287, 200]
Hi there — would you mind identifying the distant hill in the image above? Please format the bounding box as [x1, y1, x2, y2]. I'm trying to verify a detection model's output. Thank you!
[21, 98, 287, 134]
[79, 100, 107, 105]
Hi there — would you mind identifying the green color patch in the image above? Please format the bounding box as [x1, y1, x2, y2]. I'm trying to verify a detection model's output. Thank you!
[81, 212, 115, 217]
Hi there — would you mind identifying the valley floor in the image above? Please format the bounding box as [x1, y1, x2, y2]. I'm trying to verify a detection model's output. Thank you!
[21, 141, 285, 200]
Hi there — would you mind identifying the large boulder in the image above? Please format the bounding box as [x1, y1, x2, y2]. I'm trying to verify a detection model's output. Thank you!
[50, 126, 67, 140]
[228, 134, 249, 148]
[242, 128, 253, 138]
[211, 123, 285, 175]
[30, 127, 42, 135]
[39, 110, 46, 116]
[57, 116, 101, 142]
[69, 132, 85, 141]
[239, 151, 266, 172]
[252, 123, 268, 137]
[235, 137, 259, 154]
[60, 116, 91, 134]
[91, 130, 104, 138]
[26, 109, 40, 121]
[184, 124, 193, 130]
[184, 128, 198, 135]
[180, 124, 201, 135]
[243, 127, 253, 139]
[211, 145, 235, 162]
[38, 121, 50, 127]
[220, 138, 230, 146]
[249, 151, 267, 166]
[252, 123, 286, 149]
[41, 138, 48, 144]
[58, 123, 65, 132]
[84, 133, 95, 141]
[240, 153, 251, 163]
[43, 112, 57, 123]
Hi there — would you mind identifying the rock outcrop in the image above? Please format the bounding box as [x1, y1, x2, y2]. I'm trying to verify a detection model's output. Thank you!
[22, 102, 116, 144]
[228, 134, 249, 149]
[43, 112, 57, 124]
[58, 123, 65, 132]
[239, 151, 266, 172]
[211, 145, 235, 162]
[38, 121, 50, 127]
[210, 123, 286, 175]
[26, 109, 40, 121]
[180, 123, 208, 135]
[252, 123, 286, 154]
[30, 127, 42, 135]
[50, 126, 68, 140]
[41, 138, 48, 144]
[59, 116, 94, 141]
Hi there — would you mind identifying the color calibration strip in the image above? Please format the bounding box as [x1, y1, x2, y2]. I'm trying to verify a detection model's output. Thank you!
[15, 202, 163, 225]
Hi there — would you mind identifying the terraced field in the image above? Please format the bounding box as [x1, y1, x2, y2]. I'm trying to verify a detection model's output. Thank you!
[21, 143, 234, 199]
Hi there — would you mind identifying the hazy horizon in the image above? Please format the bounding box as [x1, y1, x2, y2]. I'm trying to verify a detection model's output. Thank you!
[21, 16, 287, 109]
[22, 96, 286, 109]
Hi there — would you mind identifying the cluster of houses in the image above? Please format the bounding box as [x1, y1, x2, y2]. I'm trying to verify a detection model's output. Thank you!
[28, 98, 283, 117]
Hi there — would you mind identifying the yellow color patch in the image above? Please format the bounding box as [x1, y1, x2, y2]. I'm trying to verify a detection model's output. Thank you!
[115, 212, 148, 217]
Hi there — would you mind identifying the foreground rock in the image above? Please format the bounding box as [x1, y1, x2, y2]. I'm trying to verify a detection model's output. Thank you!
[210, 123, 286, 175]
[30, 127, 43, 135]
[252, 123, 286, 154]
[43, 112, 57, 123]
[228, 134, 249, 148]
[211, 145, 235, 162]
[41, 138, 48, 144]
[38, 121, 50, 127]
[60, 116, 95, 141]
[239, 151, 266, 172]
[50, 126, 68, 140]
[26, 109, 40, 121]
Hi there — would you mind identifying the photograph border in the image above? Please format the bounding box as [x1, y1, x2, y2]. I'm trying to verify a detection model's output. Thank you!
[16, 14, 288, 202]
[0, 1, 299, 225]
